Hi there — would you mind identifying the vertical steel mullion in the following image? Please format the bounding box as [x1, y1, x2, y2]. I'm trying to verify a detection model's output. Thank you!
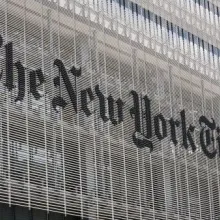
[106, 2, 117, 219]
[206, 62, 215, 220]
[129, 1, 143, 215]
[167, 64, 180, 220]
[4, 0, 11, 208]
[139, 3, 149, 217]
[102, 7, 112, 219]
[100, 0, 106, 209]
[142, 28, 156, 220]
[132, 48, 143, 220]
[182, 7, 193, 219]
[153, 3, 169, 219]
[127, 1, 139, 220]
[88, 0, 99, 216]
[71, 0, 83, 218]
[199, 15, 213, 219]
[89, 29, 99, 218]
[169, 9, 181, 220]
[201, 72, 213, 220]
[189, 38, 202, 220]
[213, 40, 220, 219]
[48, 7, 56, 215]
[57, 0, 66, 215]
[23, 0, 31, 210]
[155, 47, 168, 220]
[141, 2, 156, 219]
[209, 63, 216, 220]
[115, 3, 129, 220]
[41, 0, 49, 213]
[129, 9, 142, 219]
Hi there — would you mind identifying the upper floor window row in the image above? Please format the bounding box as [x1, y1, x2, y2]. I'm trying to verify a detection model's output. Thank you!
[112, 0, 220, 17]
[192, 0, 219, 16]
[41, 0, 220, 68]
[111, 0, 219, 58]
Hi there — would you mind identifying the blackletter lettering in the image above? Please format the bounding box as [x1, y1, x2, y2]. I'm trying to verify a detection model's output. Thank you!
[15, 61, 25, 102]
[95, 85, 108, 122]
[130, 91, 141, 133]
[116, 98, 124, 124]
[108, 95, 124, 125]
[216, 127, 220, 157]
[143, 95, 152, 139]
[0, 35, 3, 80]
[5, 42, 13, 91]
[70, 65, 81, 77]
[53, 59, 80, 112]
[154, 113, 167, 140]
[199, 116, 216, 159]
[180, 110, 196, 152]
[107, 95, 117, 125]
[81, 87, 94, 117]
[0, 35, 3, 47]
[130, 91, 153, 151]
[29, 69, 45, 100]
[169, 118, 180, 146]
[52, 97, 67, 112]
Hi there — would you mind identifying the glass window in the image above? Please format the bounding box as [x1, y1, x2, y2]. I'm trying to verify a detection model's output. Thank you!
[194, 36, 199, 59]
[173, 25, 178, 48]
[186, 0, 191, 11]
[49, 212, 64, 220]
[205, 0, 210, 23]
[200, 0, 205, 17]
[214, 5, 219, 25]
[167, 21, 174, 47]
[209, 3, 214, 24]
[161, 18, 168, 43]
[195, 0, 201, 16]
[148, 11, 155, 38]
[143, 9, 150, 37]
[183, 30, 189, 54]
[214, 47, 218, 69]
[155, 15, 162, 42]
[189, 33, 195, 58]
[0, 204, 13, 220]
[15, 206, 29, 220]
[203, 41, 208, 63]
[33, 209, 47, 220]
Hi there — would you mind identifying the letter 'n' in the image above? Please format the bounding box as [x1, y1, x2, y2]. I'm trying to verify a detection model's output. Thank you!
[52, 59, 81, 112]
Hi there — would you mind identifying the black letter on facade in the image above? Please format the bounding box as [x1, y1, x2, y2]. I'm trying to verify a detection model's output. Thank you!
[143, 95, 152, 139]
[107, 95, 124, 125]
[216, 127, 220, 157]
[70, 65, 81, 77]
[169, 118, 180, 146]
[0, 35, 3, 80]
[130, 91, 153, 151]
[0, 35, 3, 48]
[199, 116, 216, 159]
[180, 110, 196, 152]
[116, 98, 124, 124]
[81, 87, 94, 117]
[154, 113, 167, 140]
[5, 42, 14, 91]
[95, 85, 108, 122]
[108, 95, 117, 125]
[52, 59, 80, 112]
[29, 69, 45, 100]
[15, 61, 25, 102]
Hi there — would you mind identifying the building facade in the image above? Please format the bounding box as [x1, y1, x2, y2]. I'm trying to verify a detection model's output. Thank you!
[0, 0, 220, 219]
